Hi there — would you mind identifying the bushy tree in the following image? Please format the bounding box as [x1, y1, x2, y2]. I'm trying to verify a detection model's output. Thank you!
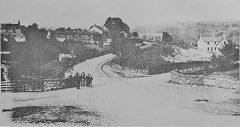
[66, 27, 72, 31]
[211, 41, 239, 72]
[55, 27, 65, 32]
[104, 17, 129, 34]
[104, 17, 130, 51]
[219, 41, 239, 63]
[131, 32, 138, 38]
[162, 32, 173, 43]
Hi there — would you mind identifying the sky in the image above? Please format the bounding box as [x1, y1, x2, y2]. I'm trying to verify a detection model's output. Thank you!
[0, 0, 240, 29]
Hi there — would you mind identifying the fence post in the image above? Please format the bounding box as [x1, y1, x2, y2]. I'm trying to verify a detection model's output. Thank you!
[41, 80, 44, 92]
[32, 81, 35, 92]
[13, 80, 16, 92]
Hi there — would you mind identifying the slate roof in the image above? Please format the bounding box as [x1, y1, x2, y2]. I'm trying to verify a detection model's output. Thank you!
[54, 30, 100, 35]
[201, 37, 224, 42]
[1, 23, 20, 29]
[89, 24, 108, 32]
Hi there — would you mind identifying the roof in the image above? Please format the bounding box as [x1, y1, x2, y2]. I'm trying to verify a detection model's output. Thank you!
[89, 24, 108, 32]
[201, 37, 224, 42]
[1, 23, 20, 29]
[54, 30, 101, 35]
[200, 33, 215, 37]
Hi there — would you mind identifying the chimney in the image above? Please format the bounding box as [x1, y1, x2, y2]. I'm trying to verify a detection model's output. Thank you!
[18, 20, 20, 26]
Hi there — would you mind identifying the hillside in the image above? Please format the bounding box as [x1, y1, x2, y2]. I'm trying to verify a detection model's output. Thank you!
[132, 21, 240, 44]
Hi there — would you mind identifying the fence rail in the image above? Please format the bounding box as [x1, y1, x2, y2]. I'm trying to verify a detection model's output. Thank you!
[1, 79, 66, 92]
[1, 81, 14, 92]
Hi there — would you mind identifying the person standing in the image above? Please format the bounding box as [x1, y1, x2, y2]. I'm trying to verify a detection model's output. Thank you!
[75, 73, 79, 89]
[90, 74, 93, 87]
[80, 73, 83, 87]
[82, 72, 86, 86]
[86, 74, 91, 87]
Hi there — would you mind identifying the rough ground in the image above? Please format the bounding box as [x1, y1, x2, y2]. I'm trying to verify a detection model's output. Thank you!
[1, 54, 240, 126]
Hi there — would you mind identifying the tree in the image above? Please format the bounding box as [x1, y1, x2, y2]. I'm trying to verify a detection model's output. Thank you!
[131, 32, 138, 38]
[104, 17, 130, 51]
[211, 41, 239, 72]
[142, 35, 147, 41]
[219, 40, 239, 63]
[104, 17, 130, 34]
[162, 32, 173, 43]
[56, 27, 65, 32]
[66, 27, 72, 31]
[28, 23, 39, 30]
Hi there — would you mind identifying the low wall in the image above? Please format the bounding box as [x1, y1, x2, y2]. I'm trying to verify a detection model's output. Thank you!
[170, 71, 204, 85]
[204, 75, 240, 89]
[170, 71, 240, 89]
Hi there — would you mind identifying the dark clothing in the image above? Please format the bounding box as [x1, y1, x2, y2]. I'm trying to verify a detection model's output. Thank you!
[86, 76, 91, 87]
[76, 75, 81, 89]
[81, 73, 86, 86]
[90, 76, 93, 87]
[75, 73, 79, 89]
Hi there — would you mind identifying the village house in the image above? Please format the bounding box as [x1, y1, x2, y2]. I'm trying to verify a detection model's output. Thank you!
[59, 51, 76, 63]
[89, 24, 112, 45]
[0, 21, 26, 42]
[197, 33, 229, 55]
[1, 21, 21, 36]
[54, 29, 101, 43]
[1, 21, 26, 83]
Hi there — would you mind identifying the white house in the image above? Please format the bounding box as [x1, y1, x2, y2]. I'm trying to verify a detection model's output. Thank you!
[197, 33, 229, 55]
[89, 24, 112, 46]
[59, 51, 76, 62]
[1, 21, 26, 43]
[89, 24, 105, 34]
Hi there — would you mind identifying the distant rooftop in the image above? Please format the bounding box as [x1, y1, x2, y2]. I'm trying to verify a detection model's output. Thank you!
[1, 21, 20, 29]
[89, 24, 108, 32]
[200, 33, 215, 37]
[200, 33, 226, 42]
[1, 24, 20, 29]
[202, 37, 224, 42]
[54, 30, 100, 35]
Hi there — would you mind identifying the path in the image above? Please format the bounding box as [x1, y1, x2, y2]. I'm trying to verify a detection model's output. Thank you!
[0, 54, 240, 126]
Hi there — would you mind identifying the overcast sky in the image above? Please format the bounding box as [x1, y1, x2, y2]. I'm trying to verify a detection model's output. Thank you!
[0, 0, 240, 29]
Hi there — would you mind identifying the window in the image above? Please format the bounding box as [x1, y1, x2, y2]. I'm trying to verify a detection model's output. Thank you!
[211, 47, 213, 51]
[215, 42, 216, 45]
[207, 47, 209, 51]
[215, 47, 216, 50]
[207, 42, 209, 45]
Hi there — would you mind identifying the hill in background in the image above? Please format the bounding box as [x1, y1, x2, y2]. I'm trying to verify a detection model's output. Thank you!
[132, 21, 240, 44]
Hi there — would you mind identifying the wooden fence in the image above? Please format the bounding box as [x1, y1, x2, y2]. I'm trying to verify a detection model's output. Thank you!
[1, 81, 15, 92]
[1, 79, 66, 92]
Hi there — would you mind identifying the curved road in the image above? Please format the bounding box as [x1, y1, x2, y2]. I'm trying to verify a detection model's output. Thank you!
[1, 54, 240, 126]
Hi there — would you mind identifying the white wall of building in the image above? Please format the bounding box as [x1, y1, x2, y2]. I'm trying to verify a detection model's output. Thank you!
[197, 36, 228, 55]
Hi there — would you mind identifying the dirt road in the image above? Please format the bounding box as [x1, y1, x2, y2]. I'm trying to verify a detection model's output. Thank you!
[1, 54, 240, 126]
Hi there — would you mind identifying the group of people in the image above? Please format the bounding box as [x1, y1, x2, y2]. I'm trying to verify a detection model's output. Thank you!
[66, 72, 93, 89]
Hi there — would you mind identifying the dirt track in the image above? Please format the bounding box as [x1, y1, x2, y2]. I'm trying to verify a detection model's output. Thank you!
[1, 54, 240, 126]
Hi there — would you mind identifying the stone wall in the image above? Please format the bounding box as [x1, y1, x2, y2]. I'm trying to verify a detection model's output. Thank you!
[204, 73, 240, 89]
[170, 71, 240, 89]
[170, 71, 204, 85]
